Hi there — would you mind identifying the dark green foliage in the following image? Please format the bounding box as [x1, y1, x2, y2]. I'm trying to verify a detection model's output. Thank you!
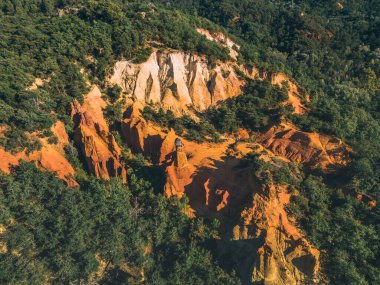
[148, 9, 230, 62]
[0, 162, 239, 284]
[142, 106, 221, 143]
[1, 1, 380, 284]
[105, 85, 122, 103]
[0, 0, 231, 152]
[104, 101, 123, 125]
[240, 152, 302, 188]
[288, 175, 380, 285]
[208, 79, 290, 132]
[64, 142, 89, 181]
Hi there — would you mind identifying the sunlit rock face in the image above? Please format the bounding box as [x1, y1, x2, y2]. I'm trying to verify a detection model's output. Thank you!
[0, 121, 77, 187]
[257, 122, 351, 170]
[108, 50, 308, 119]
[71, 86, 127, 183]
[108, 51, 244, 115]
[119, 113, 323, 284]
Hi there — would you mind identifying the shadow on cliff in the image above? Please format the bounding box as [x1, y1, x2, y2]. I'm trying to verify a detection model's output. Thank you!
[216, 233, 266, 285]
[182, 154, 270, 284]
[183, 153, 317, 284]
[184, 155, 261, 221]
[129, 161, 167, 195]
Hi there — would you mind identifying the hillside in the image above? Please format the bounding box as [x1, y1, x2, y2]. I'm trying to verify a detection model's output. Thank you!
[0, 1, 379, 285]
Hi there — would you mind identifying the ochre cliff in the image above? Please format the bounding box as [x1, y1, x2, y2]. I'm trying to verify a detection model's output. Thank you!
[0, 121, 77, 186]
[108, 51, 244, 114]
[257, 122, 351, 170]
[160, 132, 320, 284]
[231, 185, 320, 285]
[108, 32, 307, 116]
[119, 111, 325, 284]
[121, 104, 166, 163]
[71, 86, 127, 182]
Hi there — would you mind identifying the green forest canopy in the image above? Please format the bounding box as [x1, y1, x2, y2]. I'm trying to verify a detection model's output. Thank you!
[0, 0, 379, 284]
[0, 162, 239, 285]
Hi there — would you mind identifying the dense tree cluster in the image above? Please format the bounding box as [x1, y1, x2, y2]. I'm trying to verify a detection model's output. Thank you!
[288, 175, 380, 285]
[0, 162, 238, 284]
[0, 0, 228, 152]
[142, 106, 221, 143]
[207, 79, 291, 132]
[1, 0, 380, 284]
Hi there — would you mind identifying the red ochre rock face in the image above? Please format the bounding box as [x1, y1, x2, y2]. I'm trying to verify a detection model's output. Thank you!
[71, 86, 127, 183]
[257, 122, 351, 170]
[120, 109, 326, 284]
[0, 121, 78, 187]
[160, 135, 321, 284]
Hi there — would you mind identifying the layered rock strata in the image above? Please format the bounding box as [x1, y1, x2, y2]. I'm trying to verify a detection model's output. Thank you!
[108, 51, 308, 117]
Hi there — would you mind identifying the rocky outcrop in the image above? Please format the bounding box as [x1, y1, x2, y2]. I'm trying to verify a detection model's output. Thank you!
[196, 28, 240, 60]
[108, 49, 307, 116]
[231, 185, 320, 285]
[162, 130, 195, 198]
[71, 86, 127, 182]
[26, 77, 46, 90]
[121, 104, 165, 163]
[0, 121, 77, 186]
[174, 146, 187, 168]
[122, 112, 322, 284]
[158, 132, 320, 284]
[108, 51, 245, 114]
[107, 29, 307, 116]
[257, 123, 351, 170]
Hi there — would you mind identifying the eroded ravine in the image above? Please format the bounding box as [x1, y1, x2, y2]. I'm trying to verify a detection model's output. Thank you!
[121, 107, 322, 284]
